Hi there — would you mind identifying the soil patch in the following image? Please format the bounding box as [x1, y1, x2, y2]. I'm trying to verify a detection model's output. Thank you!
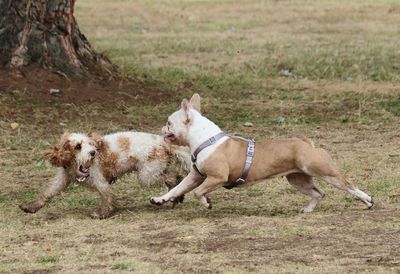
[0, 65, 175, 106]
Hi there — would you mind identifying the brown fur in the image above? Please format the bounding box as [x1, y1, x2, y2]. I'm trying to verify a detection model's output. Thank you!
[201, 138, 336, 183]
[128, 156, 139, 167]
[97, 141, 119, 181]
[148, 145, 168, 161]
[117, 136, 131, 152]
[88, 132, 103, 150]
[43, 133, 75, 168]
[192, 137, 371, 210]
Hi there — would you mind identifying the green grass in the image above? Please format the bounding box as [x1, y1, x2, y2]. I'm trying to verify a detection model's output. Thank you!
[1, 0, 400, 273]
[111, 262, 132, 271]
[38, 256, 58, 264]
[379, 96, 400, 116]
[81, 0, 400, 83]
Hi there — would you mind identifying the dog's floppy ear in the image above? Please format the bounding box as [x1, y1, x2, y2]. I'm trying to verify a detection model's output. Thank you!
[43, 133, 73, 167]
[59, 131, 70, 144]
[88, 132, 103, 150]
[44, 146, 63, 167]
[44, 144, 73, 167]
[189, 93, 201, 113]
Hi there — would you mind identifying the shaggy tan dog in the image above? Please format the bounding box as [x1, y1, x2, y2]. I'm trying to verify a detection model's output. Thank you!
[20, 131, 191, 218]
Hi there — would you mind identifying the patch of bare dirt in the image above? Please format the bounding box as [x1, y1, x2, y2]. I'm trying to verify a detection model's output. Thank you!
[0, 65, 176, 106]
[136, 209, 400, 272]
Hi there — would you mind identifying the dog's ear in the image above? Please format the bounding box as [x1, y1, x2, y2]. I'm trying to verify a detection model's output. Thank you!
[88, 132, 101, 139]
[88, 132, 103, 150]
[43, 145, 72, 167]
[61, 131, 70, 141]
[43, 136, 73, 167]
[189, 93, 201, 113]
[181, 98, 190, 112]
[181, 98, 192, 124]
[44, 146, 62, 166]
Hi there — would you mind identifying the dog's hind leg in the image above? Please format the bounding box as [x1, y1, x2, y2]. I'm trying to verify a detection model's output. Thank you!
[20, 168, 69, 213]
[322, 176, 373, 208]
[299, 148, 373, 209]
[193, 175, 227, 209]
[286, 173, 325, 213]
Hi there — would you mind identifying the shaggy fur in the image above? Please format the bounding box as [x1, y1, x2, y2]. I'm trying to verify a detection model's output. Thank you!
[20, 131, 191, 218]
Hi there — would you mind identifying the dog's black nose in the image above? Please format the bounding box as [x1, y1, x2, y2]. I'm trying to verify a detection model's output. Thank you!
[89, 150, 96, 157]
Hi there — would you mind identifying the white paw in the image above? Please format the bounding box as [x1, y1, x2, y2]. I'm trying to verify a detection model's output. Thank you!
[300, 207, 314, 213]
[200, 196, 212, 209]
[150, 197, 165, 206]
[364, 199, 374, 209]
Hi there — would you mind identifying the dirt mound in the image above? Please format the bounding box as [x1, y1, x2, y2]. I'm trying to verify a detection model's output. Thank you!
[0, 65, 171, 105]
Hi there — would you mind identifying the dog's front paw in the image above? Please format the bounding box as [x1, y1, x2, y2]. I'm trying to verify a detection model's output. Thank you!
[90, 208, 114, 219]
[365, 197, 374, 209]
[300, 207, 314, 213]
[150, 197, 166, 206]
[199, 196, 212, 209]
[19, 202, 42, 213]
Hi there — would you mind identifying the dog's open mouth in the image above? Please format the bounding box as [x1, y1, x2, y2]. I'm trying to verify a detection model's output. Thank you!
[76, 165, 90, 182]
[164, 133, 176, 143]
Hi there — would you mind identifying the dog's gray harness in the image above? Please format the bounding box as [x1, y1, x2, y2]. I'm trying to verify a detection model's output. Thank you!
[191, 132, 255, 189]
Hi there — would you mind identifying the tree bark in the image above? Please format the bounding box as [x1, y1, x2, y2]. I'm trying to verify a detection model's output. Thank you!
[0, 0, 114, 78]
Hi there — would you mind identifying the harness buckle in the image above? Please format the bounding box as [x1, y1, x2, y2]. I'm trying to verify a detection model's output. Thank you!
[208, 136, 216, 144]
[235, 178, 246, 184]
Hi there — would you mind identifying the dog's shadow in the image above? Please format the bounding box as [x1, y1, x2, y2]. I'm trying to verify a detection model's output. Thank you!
[113, 201, 299, 220]
[36, 195, 378, 221]
[113, 198, 378, 221]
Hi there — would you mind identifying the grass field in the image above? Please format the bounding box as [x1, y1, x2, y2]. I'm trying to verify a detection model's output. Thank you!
[1, 0, 400, 273]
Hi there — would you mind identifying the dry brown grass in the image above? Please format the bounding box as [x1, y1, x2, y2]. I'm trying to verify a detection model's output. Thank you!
[1, 0, 400, 273]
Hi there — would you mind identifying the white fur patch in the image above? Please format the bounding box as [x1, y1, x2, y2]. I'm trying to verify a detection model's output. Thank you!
[68, 131, 190, 186]
[186, 110, 229, 170]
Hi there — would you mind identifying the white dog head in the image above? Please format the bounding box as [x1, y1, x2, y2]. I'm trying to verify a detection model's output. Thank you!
[162, 93, 201, 146]
[44, 132, 101, 182]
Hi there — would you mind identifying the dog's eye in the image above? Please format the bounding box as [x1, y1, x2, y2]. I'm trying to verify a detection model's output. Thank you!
[167, 121, 171, 126]
[75, 144, 82, 150]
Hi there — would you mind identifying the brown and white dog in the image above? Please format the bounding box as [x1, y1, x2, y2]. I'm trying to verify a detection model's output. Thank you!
[20, 131, 191, 218]
[150, 94, 374, 212]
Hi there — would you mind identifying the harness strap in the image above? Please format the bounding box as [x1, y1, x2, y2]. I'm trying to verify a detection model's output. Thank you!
[191, 132, 227, 163]
[190, 132, 256, 189]
[223, 139, 255, 189]
[192, 163, 206, 177]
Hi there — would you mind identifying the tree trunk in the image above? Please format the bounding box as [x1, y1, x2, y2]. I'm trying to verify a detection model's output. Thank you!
[0, 0, 114, 78]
